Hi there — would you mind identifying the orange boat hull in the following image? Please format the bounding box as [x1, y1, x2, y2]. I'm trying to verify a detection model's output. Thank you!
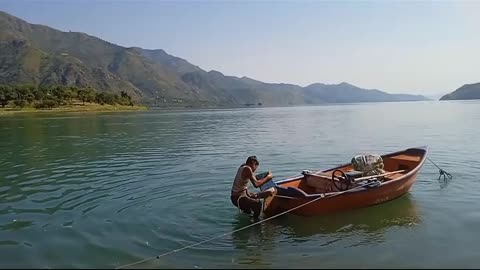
[262, 146, 427, 217]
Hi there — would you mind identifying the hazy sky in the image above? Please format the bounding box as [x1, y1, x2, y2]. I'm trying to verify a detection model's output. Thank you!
[2, 0, 479, 95]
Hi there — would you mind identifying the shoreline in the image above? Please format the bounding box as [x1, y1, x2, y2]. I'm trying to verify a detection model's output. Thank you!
[0, 103, 148, 116]
[148, 99, 442, 110]
[0, 99, 457, 116]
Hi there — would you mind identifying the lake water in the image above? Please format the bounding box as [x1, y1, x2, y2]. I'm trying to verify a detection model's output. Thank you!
[0, 101, 478, 268]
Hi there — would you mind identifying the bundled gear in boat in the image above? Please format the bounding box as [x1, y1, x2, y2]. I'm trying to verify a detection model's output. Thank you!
[351, 154, 385, 176]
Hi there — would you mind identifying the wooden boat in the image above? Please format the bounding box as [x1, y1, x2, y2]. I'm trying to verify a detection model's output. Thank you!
[260, 146, 428, 217]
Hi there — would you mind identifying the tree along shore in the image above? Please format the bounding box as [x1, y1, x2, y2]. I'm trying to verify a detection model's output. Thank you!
[0, 85, 146, 112]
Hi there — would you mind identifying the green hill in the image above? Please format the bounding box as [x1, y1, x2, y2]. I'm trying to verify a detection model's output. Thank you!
[0, 10, 429, 107]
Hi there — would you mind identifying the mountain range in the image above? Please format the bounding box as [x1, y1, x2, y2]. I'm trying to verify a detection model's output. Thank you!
[0, 11, 435, 107]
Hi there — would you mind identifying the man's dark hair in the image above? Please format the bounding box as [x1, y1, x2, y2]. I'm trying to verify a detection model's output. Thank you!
[246, 155, 259, 165]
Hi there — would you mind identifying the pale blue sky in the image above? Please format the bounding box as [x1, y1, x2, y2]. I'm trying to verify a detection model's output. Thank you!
[1, 0, 479, 95]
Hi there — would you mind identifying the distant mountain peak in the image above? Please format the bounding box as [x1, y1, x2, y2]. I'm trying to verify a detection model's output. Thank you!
[306, 82, 326, 88]
[338, 82, 355, 87]
[208, 70, 224, 76]
[305, 82, 358, 90]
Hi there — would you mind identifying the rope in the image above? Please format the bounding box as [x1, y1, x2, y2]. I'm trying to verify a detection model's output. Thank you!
[115, 180, 378, 269]
[427, 157, 442, 171]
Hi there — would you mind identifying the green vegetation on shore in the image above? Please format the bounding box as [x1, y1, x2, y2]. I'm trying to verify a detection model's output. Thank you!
[0, 84, 146, 115]
[0, 103, 146, 116]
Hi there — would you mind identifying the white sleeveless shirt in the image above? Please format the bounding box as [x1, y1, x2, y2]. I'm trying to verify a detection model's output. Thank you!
[231, 165, 250, 195]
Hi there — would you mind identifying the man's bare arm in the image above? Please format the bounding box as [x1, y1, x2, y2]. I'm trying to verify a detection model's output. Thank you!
[244, 167, 273, 188]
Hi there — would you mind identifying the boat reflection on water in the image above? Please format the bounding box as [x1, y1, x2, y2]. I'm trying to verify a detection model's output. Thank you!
[276, 193, 421, 239]
[230, 193, 421, 256]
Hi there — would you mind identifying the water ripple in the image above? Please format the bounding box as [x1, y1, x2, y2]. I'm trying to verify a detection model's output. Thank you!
[1, 102, 480, 268]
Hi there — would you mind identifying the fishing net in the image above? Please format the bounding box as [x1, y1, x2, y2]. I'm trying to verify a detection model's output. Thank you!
[351, 154, 385, 176]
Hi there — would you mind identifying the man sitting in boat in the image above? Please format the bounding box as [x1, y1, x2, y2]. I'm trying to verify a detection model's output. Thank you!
[230, 156, 276, 218]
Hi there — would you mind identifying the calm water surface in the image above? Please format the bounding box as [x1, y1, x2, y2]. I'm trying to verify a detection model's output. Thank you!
[0, 101, 478, 268]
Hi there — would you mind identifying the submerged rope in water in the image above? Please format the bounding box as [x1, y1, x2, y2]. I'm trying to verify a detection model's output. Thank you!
[115, 180, 378, 269]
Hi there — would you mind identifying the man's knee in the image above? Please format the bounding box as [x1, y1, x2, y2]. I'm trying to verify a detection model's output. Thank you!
[256, 188, 276, 199]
